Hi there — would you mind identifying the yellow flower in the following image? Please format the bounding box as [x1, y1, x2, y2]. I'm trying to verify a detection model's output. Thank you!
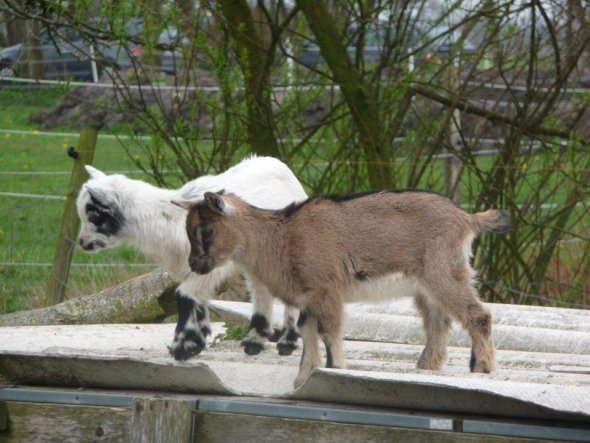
[22, 163, 29, 170]
[134, 154, 141, 161]
[4, 133, 10, 139]
[521, 163, 528, 171]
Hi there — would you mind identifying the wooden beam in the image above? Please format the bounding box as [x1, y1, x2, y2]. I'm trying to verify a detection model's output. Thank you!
[194, 411, 561, 443]
[131, 398, 193, 443]
[1, 401, 129, 442]
[0, 269, 176, 326]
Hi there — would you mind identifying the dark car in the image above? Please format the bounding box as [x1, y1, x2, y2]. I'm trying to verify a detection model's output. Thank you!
[297, 23, 387, 67]
[296, 22, 476, 68]
[0, 26, 132, 81]
[418, 24, 477, 64]
[128, 25, 192, 75]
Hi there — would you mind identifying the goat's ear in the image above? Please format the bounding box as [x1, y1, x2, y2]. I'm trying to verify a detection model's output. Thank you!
[85, 165, 107, 179]
[171, 200, 194, 210]
[86, 186, 117, 207]
[204, 192, 229, 215]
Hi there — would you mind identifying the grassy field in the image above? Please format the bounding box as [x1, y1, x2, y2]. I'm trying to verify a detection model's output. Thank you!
[0, 86, 155, 314]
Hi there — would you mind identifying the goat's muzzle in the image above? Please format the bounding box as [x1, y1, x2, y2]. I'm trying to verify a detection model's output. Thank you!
[189, 255, 214, 274]
[79, 238, 105, 252]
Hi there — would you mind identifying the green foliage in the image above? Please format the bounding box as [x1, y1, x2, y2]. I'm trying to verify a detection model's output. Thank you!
[221, 323, 249, 341]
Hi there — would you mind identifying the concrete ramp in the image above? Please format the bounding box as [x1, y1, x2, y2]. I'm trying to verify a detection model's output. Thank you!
[292, 368, 590, 423]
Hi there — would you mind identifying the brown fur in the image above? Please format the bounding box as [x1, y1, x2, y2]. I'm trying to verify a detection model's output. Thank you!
[184, 190, 509, 387]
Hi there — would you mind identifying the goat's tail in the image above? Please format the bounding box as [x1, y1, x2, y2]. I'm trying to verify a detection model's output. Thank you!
[470, 209, 511, 234]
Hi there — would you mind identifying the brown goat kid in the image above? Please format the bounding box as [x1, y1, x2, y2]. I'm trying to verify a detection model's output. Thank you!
[179, 190, 510, 388]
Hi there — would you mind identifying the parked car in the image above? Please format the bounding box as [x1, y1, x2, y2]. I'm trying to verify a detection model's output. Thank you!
[297, 23, 387, 67]
[0, 25, 134, 81]
[296, 22, 476, 68]
[128, 25, 191, 75]
[419, 24, 477, 64]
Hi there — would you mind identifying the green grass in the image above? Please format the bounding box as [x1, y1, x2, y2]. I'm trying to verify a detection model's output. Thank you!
[0, 87, 155, 314]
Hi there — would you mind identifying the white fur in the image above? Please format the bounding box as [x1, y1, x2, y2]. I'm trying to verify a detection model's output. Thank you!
[345, 272, 421, 303]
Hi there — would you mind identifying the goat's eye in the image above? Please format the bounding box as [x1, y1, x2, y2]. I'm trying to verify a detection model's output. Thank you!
[202, 228, 213, 239]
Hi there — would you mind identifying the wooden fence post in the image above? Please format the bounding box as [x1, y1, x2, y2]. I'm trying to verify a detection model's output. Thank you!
[46, 126, 98, 306]
[131, 398, 193, 443]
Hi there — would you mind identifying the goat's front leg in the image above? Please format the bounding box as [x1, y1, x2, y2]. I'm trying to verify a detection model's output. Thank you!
[276, 305, 300, 356]
[294, 310, 321, 389]
[168, 289, 210, 360]
[168, 273, 217, 360]
[241, 276, 275, 355]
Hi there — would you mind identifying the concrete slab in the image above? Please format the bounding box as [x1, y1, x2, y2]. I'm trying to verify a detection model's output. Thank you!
[291, 369, 590, 423]
[210, 300, 590, 354]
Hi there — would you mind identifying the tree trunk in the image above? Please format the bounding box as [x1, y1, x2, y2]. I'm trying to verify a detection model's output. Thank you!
[3, 10, 26, 46]
[24, 20, 43, 79]
[296, 0, 393, 188]
[218, 0, 281, 158]
[0, 269, 177, 326]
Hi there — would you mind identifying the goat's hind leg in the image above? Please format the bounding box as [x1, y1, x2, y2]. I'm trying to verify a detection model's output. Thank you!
[464, 298, 495, 373]
[319, 304, 345, 370]
[294, 311, 321, 388]
[241, 276, 275, 355]
[427, 281, 495, 373]
[414, 292, 451, 370]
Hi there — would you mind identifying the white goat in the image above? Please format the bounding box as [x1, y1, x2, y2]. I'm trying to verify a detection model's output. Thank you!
[178, 190, 510, 387]
[76, 156, 308, 359]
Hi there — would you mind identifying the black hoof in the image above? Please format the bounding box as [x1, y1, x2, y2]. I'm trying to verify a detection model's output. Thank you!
[241, 338, 264, 356]
[277, 341, 297, 356]
[169, 330, 206, 361]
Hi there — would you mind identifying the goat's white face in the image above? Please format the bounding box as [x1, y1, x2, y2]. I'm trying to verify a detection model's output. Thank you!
[76, 166, 125, 252]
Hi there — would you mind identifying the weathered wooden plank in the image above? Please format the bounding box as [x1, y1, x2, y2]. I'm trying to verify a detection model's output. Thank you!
[0, 401, 130, 442]
[194, 411, 561, 443]
[0, 269, 177, 326]
[130, 398, 193, 443]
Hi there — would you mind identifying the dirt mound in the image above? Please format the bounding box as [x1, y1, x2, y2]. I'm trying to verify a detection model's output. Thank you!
[30, 69, 219, 132]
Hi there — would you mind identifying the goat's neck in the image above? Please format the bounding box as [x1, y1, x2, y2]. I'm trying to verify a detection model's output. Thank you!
[121, 187, 189, 264]
[236, 215, 291, 298]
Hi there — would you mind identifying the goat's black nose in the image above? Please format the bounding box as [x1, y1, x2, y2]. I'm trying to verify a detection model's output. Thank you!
[80, 239, 95, 251]
[189, 256, 213, 274]
[188, 256, 199, 272]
